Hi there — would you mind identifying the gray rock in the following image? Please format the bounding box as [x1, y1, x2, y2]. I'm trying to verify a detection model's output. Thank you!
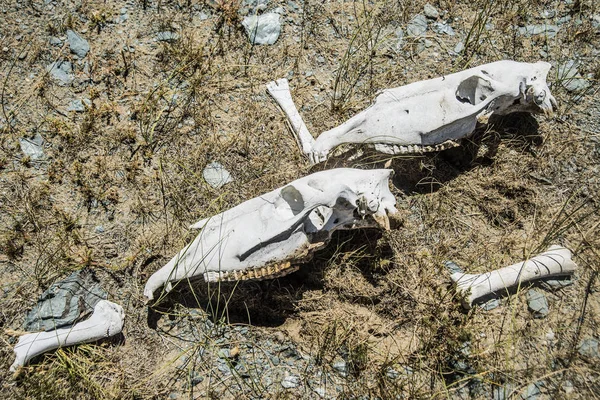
[67, 98, 91, 112]
[23, 268, 107, 332]
[190, 372, 204, 386]
[332, 360, 348, 376]
[493, 384, 516, 400]
[432, 22, 455, 36]
[526, 289, 549, 318]
[423, 3, 439, 19]
[281, 374, 300, 388]
[407, 14, 427, 36]
[444, 260, 464, 274]
[66, 30, 90, 58]
[557, 15, 571, 25]
[518, 24, 559, 38]
[313, 387, 326, 398]
[540, 10, 556, 19]
[47, 61, 74, 85]
[95, 225, 105, 233]
[203, 162, 233, 188]
[520, 382, 542, 399]
[385, 367, 399, 379]
[558, 60, 590, 92]
[395, 27, 404, 48]
[592, 15, 600, 30]
[245, 0, 269, 12]
[49, 36, 62, 46]
[19, 133, 45, 160]
[453, 41, 464, 54]
[481, 298, 500, 311]
[540, 277, 574, 290]
[156, 31, 179, 42]
[578, 338, 599, 359]
[242, 13, 281, 45]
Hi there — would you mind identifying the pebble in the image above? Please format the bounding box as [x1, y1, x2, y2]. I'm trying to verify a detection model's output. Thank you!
[332, 360, 348, 376]
[156, 31, 179, 42]
[47, 60, 74, 86]
[19, 133, 45, 160]
[453, 41, 464, 54]
[385, 368, 399, 379]
[481, 298, 500, 311]
[493, 383, 515, 400]
[423, 3, 439, 19]
[242, 13, 281, 45]
[49, 36, 62, 46]
[407, 14, 427, 36]
[313, 387, 326, 397]
[518, 24, 559, 38]
[95, 225, 105, 233]
[67, 98, 91, 112]
[557, 60, 589, 92]
[526, 289, 549, 318]
[578, 338, 599, 359]
[539, 10, 556, 19]
[432, 22, 455, 36]
[444, 260, 464, 274]
[540, 278, 574, 290]
[281, 374, 300, 388]
[203, 162, 233, 188]
[66, 30, 90, 57]
[521, 382, 542, 399]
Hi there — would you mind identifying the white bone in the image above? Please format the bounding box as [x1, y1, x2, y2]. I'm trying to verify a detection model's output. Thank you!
[144, 168, 397, 301]
[267, 60, 557, 164]
[10, 300, 125, 372]
[451, 246, 577, 309]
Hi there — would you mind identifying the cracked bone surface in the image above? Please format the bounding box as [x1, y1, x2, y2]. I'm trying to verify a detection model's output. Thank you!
[144, 168, 397, 301]
[267, 60, 557, 164]
[10, 300, 124, 372]
[451, 246, 577, 309]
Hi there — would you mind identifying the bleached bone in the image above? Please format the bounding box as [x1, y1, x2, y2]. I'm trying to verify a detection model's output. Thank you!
[10, 300, 125, 372]
[451, 246, 577, 309]
[144, 168, 397, 301]
[267, 60, 557, 164]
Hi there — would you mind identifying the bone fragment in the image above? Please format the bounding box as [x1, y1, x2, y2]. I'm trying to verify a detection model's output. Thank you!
[10, 300, 125, 372]
[267, 60, 557, 164]
[451, 245, 577, 309]
[144, 168, 397, 301]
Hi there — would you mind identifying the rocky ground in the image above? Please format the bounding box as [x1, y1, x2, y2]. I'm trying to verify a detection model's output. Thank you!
[0, 0, 599, 399]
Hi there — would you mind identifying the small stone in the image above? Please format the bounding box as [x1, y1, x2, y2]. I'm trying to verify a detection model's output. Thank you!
[493, 384, 515, 400]
[562, 380, 574, 395]
[156, 31, 179, 42]
[432, 22, 455, 36]
[578, 338, 600, 359]
[526, 289, 549, 318]
[281, 374, 300, 388]
[520, 382, 542, 399]
[518, 24, 559, 38]
[395, 27, 404, 48]
[67, 98, 91, 112]
[386, 368, 399, 379]
[203, 162, 233, 188]
[316, 55, 325, 64]
[423, 39, 433, 48]
[453, 41, 464, 54]
[19, 133, 45, 160]
[332, 360, 348, 376]
[444, 260, 464, 274]
[66, 30, 90, 58]
[242, 13, 281, 45]
[407, 14, 427, 36]
[481, 298, 500, 311]
[423, 3, 439, 19]
[541, 278, 574, 290]
[49, 36, 62, 46]
[95, 225, 105, 233]
[190, 372, 204, 386]
[313, 387, 326, 397]
[47, 61, 74, 85]
[540, 10, 556, 19]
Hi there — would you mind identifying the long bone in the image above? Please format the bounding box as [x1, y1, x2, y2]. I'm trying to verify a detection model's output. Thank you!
[451, 245, 577, 309]
[144, 168, 397, 301]
[267, 60, 557, 164]
[10, 300, 125, 372]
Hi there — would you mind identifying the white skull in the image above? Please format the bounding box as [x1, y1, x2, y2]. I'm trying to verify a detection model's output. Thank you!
[144, 168, 397, 301]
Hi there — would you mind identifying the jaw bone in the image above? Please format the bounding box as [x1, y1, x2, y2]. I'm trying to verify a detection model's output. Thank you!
[144, 168, 397, 301]
[267, 60, 557, 164]
[451, 246, 577, 309]
[11, 300, 125, 372]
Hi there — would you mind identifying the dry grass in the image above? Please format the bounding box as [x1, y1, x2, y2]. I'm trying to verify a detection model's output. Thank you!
[0, 0, 599, 398]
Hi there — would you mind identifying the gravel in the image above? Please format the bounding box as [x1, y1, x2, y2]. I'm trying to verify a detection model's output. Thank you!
[66, 30, 90, 57]
[407, 14, 428, 37]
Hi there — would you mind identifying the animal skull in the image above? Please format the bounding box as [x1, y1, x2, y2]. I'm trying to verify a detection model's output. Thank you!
[451, 245, 577, 309]
[267, 60, 557, 164]
[11, 300, 124, 372]
[144, 168, 397, 301]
